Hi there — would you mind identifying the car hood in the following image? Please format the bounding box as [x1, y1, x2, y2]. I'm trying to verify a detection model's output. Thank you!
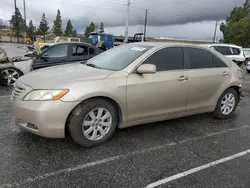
[18, 63, 114, 89]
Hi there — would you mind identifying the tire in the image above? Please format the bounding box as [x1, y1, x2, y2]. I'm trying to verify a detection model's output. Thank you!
[0, 67, 23, 86]
[68, 99, 118, 147]
[247, 69, 250, 73]
[213, 88, 238, 119]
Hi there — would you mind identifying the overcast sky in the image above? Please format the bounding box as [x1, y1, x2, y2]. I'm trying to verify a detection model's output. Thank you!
[0, 0, 246, 40]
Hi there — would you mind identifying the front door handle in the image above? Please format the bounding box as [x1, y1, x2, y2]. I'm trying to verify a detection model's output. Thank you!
[222, 71, 229, 76]
[177, 76, 188, 81]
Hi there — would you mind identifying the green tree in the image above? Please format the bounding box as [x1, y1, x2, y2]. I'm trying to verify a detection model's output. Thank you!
[99, 22, 104, 33]
[72, 29, 77, 37]
[53, 9, 63, 36]
[64, 19, 73, 37]
[9, 8, 25, 42]
[27, 20, 35, 40]
[38, 13, 49, 42]
[220, 0, 250, 46]
[85, 22, 96, 37]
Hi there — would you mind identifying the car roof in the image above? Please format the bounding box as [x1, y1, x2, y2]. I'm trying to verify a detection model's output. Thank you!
[205, 43, 242, 48]
[131, 42, 211, 50]
[48, 41, 96, 47]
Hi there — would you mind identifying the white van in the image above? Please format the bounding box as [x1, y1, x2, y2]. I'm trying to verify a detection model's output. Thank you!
[206, 44, 245, 66]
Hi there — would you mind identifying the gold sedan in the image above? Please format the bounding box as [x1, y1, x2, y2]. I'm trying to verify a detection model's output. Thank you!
[11, 42, 243, 147]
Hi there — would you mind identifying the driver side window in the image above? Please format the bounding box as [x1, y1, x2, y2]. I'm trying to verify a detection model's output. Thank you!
[46, 45, 68, 58]
[143, 47, 184, 72]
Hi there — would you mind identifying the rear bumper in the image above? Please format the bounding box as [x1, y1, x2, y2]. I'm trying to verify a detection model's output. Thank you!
[11, 99, 80, 138]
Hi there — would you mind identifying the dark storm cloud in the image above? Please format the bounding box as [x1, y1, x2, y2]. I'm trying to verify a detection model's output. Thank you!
[98, 0, 246, 27]
[0, 0, 246, 37]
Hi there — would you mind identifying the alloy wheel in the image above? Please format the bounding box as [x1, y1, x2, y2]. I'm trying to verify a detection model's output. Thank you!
[221, 93, 235, 115]
[0, 69, 20, 86]
[82, 107, 112, 141]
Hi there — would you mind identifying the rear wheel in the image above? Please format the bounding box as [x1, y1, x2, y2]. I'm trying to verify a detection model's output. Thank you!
[247, 69, 250, 73]
[68, 99, 118, 147]
[0, 68, 23, 86]
[213, 88, 238, 119]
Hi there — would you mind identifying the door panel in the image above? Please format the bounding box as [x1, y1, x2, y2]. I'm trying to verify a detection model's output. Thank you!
[186, 68, 231, 111]
[184, 47, 231, 112]
[127, 71, 188, 122]
[33, 57, 68, 70]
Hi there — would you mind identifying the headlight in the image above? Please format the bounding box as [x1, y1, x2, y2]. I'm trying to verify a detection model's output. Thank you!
[23, 89, 69, 101]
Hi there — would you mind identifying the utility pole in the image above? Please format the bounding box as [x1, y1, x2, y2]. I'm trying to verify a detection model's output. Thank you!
[23, 0, 27, 38]
[124, 0, 131, 43]
[14, 0, 19, 43]
[23, 0, 27, 27]
[213, 20, 218, 43]
[144, 9, 148, 41]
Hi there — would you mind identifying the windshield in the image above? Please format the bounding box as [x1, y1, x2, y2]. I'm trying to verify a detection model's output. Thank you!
[89, 34, 98, 40]
[40, 45, 50, 52]
[85, 44, 152, 71]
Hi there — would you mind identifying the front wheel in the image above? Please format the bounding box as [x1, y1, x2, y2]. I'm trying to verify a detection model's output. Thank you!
[213, 88, 238, 119]
[68, 99, 118, 147]
[0, 68, 22, 86]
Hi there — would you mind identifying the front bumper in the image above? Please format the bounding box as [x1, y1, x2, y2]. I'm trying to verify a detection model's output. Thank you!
[11, 99, 80, 138]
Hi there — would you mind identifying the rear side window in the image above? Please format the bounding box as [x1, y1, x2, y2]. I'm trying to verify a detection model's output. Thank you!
[212, 46, 232, 55]
[144, 47, 184, 71]
[185, 48, 214, 69]
[213, 56, 227, 67]
[89, 48, 95, 55]
[231, 47, 241, 55]
[72, 45, 88, 56]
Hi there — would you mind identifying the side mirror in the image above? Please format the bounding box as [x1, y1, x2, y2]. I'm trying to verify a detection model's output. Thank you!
[41, 53, 49, 61]
[137, 64, 156, 74]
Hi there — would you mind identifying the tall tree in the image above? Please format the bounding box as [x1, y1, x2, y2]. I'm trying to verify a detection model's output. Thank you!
[220, 0, 250, 47]
[38, 13, 49, 42]
[27, 20, 35, 40]
[53, 9, 63, 36]
[72, 29, 77, 37]
[9, 8, 25, 42]
[64, 19, 73, 37]
[99, 22, 104, 33]
[85, 22, 96, 37]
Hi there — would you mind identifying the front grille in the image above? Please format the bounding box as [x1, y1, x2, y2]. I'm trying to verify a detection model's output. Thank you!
[12, 86, 26, 100]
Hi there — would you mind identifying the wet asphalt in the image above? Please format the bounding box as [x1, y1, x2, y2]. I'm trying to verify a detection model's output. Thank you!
[1, 63, 250, 187]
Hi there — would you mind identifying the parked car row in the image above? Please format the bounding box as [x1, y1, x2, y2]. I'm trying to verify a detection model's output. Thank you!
[10, 42, 243, 147]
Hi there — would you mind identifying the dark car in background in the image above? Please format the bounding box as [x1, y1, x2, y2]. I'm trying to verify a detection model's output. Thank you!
[0, 42, 102, 86]
[33, 42, 103, 70]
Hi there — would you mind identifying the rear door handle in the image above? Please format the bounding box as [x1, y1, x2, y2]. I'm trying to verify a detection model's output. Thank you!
[177, 76, 188, 81]
[222, 72, 229, 76]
